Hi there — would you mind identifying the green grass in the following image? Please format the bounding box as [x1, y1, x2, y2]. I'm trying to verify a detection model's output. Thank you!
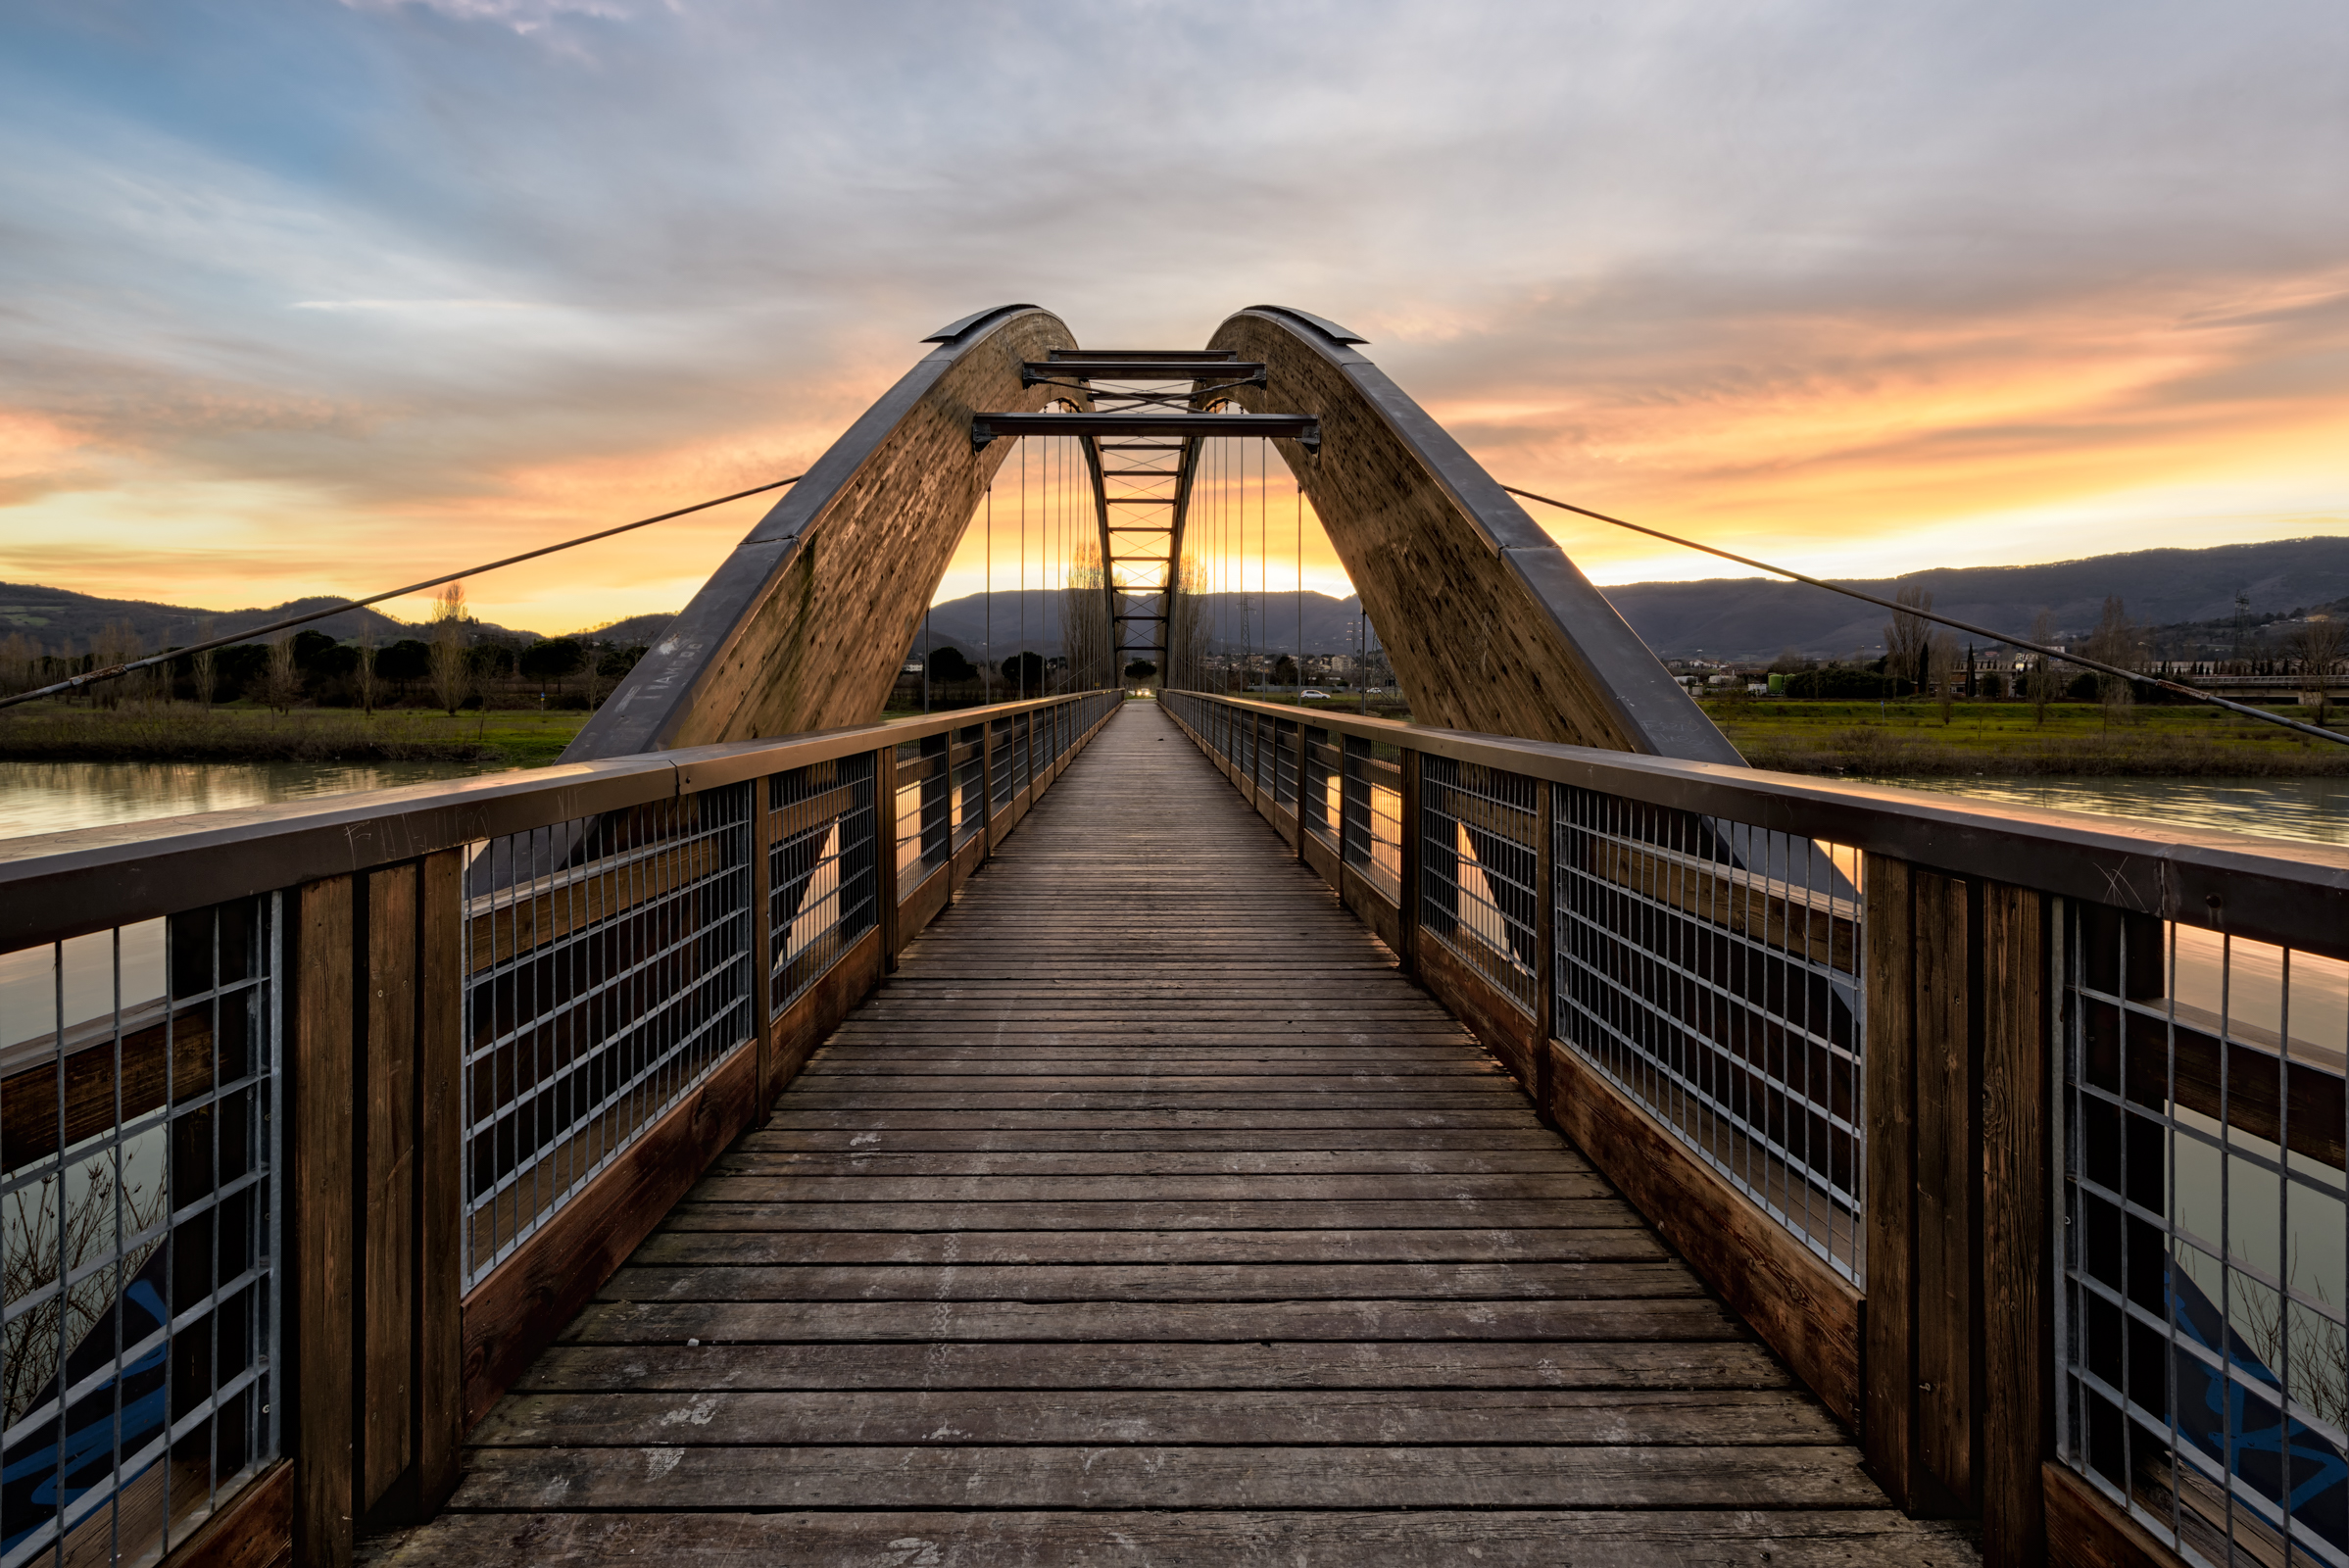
[0, 701, 594, 766]
[1700, 699, 2349, 776]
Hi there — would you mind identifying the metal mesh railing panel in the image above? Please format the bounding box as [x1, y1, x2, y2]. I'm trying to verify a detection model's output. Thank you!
[2058, 906, 2349, 1566]
[1341, 735, 1403, 905]
[462, 786, 755, 1285]
[1, 901, 279, 1567]
[1272, 719, 1299, 808]
[769, 758, 877, 1014]
[989, 719, 1016, 812]
[1419, 757, 1540, 1016]
[894, 736, 952, 887]
[1302, 727, 1340, 847]
[952, 725, 987, 849]
[1554, 788, 1864, 1281]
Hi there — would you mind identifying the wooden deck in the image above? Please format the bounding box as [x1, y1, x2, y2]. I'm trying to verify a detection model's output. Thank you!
[367, 704, 1975, 1566]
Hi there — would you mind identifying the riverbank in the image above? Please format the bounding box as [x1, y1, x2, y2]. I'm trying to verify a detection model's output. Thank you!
[1702, 699, 2349, 776]
[0, 702, 593, 766]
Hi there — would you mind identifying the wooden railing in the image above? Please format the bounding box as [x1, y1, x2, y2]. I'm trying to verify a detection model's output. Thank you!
[0, 690, 1121, 1568]
[1164, 689, 2349, 1568]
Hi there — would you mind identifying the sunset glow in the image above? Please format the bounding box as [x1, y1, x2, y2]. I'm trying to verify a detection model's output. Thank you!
[2, 2, 2342, 636]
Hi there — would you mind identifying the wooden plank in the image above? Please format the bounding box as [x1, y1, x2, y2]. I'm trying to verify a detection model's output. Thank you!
[459, 1042, 758, 1429]
[739, 1126, 1569, 1151]
[630, 1228, 1664, 1266]
[710, 1150, 1590, 1176]
[893, 858, 952, 954]
[1862, 852, 1919, 1508]
[659, 1199, 1648, 1232]
[2043, 1460, 2189, 1568]
[473, 1388, 1845, 1447]
[1912, 867, 1978, 1510]
[161, 1459, 292, 1568]
[1982, 882, 2049, 1568]
[514, 1337, 1797, 1396]
[414, 849, 465, 1513]
[447, 1443, 1886, 1511]
[291, 875, 355, 1568]
[558, 1296, 1742, 1345]
[358, 1507, 1973, 1568]
[1548, 1041, 1864, 1433]
[600, 1260, 1701, 1303]
[687, 1172, 1609, 1203]
[361, 862, 416, 1513]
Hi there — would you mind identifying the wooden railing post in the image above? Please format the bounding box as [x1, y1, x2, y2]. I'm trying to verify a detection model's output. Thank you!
[416, 850, 465, 1514]
[1863, 856, 2053, 1562]
[876, 743, 903, 966]
[1397, 748, 1422, 975]
[291, 875, 356, 1568]
[1532, 778, 1556, 1123]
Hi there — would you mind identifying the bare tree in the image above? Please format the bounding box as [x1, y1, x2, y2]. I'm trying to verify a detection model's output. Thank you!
[355, 636, 380, 717]
[191, 617, 217, 710]
[2288, 615, 2346, 725]
[2027, 611, 2058, 724]
[0, 632, 33, 698]
[429, 583, 473, 716]
[261, 633, 303, 712]
[1929, 633, 1960, 725]
[90, 620, 140, 710]
[1884, 583, 1932, 696]
[2085, 596, 2140, 727]
[3, 1150, 170, 1427]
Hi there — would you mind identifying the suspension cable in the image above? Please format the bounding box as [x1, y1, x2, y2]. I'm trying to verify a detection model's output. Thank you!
[0, 475, 806, 711]
[1499, 483, 2349, 748]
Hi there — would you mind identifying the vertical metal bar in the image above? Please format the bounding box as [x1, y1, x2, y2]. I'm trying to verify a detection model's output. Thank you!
[1398, 748, 1422, 977]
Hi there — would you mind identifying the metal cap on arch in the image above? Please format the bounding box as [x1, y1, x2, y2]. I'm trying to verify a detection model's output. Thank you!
[1241, 305, 1368, 345]
[922, 304, 1044, 344]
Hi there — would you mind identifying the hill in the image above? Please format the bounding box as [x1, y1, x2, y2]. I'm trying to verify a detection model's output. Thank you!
[1599, 535, 2349, 661]
[0, 583, 555, 651]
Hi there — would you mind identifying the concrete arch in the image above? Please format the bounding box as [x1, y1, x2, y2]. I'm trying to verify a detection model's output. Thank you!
[1197, 306, 1741, 765]
[563, 305, 1088, 761]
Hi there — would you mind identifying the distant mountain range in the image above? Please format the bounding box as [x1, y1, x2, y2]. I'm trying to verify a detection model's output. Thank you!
[9, 533, 2344, 667]
[1598, 536, 2349, 661]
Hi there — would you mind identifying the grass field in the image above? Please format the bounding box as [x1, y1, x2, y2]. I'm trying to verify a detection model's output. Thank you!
[0, 701, 594, 766]
[1699, 698, 2349, 776]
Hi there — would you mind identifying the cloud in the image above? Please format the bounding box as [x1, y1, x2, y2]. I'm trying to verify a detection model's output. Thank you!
[0, 0, 2343, 628]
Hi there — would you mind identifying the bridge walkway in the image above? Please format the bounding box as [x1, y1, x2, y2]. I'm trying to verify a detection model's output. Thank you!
[368, 704, 1971, 1566]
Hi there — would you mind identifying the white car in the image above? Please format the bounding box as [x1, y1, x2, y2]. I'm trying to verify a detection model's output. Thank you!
[1299, 688, 1331, 701]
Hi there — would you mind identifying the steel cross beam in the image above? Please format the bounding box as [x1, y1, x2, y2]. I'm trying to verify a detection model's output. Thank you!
[1023, 361, 1267, 385]
[972, 412, 1319, 454]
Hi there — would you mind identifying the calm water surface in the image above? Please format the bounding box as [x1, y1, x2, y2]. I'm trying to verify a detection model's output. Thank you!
[1863, 773, 2349, 847]
[0, 758, 507, 841]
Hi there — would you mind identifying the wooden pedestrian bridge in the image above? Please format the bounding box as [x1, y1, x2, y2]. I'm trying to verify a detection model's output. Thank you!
[4, 306, 2346, 1568]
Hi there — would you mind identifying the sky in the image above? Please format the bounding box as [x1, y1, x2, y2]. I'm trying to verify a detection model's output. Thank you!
[1, 0, 2344, 637]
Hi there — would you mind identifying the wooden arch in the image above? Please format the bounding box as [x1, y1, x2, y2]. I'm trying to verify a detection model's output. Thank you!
[563, 305, 1087, 760]
[1197, 306, 1741, 764]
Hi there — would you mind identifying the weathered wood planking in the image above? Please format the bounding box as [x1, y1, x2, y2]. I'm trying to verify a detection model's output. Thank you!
[367, 707, 1967, 1567]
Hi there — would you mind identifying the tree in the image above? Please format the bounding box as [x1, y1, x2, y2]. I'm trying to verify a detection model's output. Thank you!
[354, 638, 379, 716]
[378, 639, 431, 685]
[191, 618, 217, 710]
[519, 638, 584, 687]
[428, 584, 473, 716]
[927, 645, 977, 684]
[1124, 659, 1157, 681]
[2085, 596, 2139, 726]
[1768, 646, 1808, 674]
[1271, 654, 1298, 688]
[0, 632, 36, 698]
[2288, 615, 2346, 724]
[262, 634, 302, 713]
[2027, 611, 2058, 725]
[1883, 584, 1932, 694]
[1003, 651, 1046, 696]
[1929, 634, 1959, 725]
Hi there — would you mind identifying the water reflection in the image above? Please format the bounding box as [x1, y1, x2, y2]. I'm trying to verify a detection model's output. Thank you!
[1874, 774, 2349, 848]
[0, 758, 503, 842]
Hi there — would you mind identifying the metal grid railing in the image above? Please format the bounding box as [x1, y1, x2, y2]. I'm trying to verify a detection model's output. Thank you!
[894, 734, 952, 888]
[1237, 709, 1257, 786]
[1, 901, 279, 1567]
[1553, 788, 1866, 1281]
[1010, 713, 1033, 797]
[989, 717, 1017, 813]
[1341, 734, 1403, 905]
[1271, 718, 1299, 809]
[1419, 756, 1541, 1016]
[1301, 726, 1340, 848]
[2058, 905, 2349, 1566]
[461, 786, 755, 1286]
[769, 758, 878, 1014]
[951, 724, 987, 849]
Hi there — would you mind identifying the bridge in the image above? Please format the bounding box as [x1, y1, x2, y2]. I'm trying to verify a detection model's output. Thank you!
[2, 305, 2344, 1568]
